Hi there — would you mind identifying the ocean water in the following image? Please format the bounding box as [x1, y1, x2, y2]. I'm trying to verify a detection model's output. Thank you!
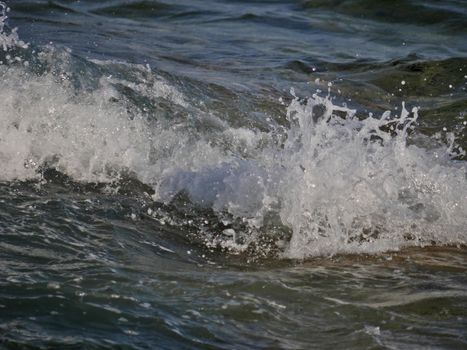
[0, 0, 466, 348]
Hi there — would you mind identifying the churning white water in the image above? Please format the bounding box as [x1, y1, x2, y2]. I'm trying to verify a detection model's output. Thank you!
[1, 61, 465, 258]
[1, 11, 466, 258]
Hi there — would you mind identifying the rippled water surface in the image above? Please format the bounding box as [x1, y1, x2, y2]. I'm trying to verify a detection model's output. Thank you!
[1, 0, 466, 348]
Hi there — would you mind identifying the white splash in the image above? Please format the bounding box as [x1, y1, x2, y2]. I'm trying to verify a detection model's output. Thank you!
[0, 64, 226, 184]
[155, 92, 466, 258]
[0, 2, 28, 53]
[0, 51, 465, 258]
[275, 94, 466, 257]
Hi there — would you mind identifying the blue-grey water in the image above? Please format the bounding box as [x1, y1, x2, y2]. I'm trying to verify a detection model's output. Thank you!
[1, 1, 466, 349]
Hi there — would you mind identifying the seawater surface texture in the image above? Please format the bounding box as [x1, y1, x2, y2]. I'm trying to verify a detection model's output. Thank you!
[0, 0, 466, 349]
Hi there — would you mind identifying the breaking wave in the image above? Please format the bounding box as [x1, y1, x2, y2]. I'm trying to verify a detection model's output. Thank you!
[1, 9, 466, 258]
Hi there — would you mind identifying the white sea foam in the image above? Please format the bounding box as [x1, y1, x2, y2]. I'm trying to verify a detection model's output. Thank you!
[0, 64, 226, 184]
[0, 2, 28, 53]
[0, 46, 465, 258]
[275, 94, 466, 257]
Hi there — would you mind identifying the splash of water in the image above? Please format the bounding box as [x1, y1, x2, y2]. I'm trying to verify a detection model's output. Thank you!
[0, 2, 28, 53]
[276, 94, 466, 257]
[1, 54, 465, 258]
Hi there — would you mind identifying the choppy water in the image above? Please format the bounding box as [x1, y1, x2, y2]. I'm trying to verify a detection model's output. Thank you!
[1, 0, 466, 348]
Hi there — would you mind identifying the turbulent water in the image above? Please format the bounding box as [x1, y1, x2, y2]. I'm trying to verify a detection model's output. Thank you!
[1, 0, 466, 349]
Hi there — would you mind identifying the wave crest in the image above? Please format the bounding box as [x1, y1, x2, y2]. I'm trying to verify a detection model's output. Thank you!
[0, 45, 465, 258]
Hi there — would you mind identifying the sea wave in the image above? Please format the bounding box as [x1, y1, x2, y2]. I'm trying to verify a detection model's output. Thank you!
[1, 8, 466, 258]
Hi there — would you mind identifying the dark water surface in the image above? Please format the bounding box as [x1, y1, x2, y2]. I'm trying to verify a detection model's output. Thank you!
[1, 0, 466, 349]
